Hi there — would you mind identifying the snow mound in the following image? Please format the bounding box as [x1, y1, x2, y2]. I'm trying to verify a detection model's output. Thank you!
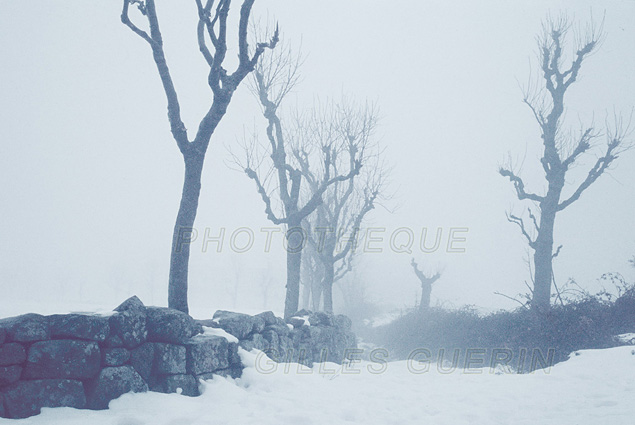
[9, 346, 635, 425]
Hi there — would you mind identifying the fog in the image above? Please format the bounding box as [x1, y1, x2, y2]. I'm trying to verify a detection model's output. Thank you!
[0, 0, 634, 318]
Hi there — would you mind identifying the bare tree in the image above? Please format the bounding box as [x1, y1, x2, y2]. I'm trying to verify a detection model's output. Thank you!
[500, 15, 631, 312]
[120, 1, 277, 313]
[239, 42, 361, 318]
[299, 99, 386, 313]
[410, 258, 441, 312]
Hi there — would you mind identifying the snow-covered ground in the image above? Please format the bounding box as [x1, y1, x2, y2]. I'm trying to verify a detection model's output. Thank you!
[5, 345, 634, 425]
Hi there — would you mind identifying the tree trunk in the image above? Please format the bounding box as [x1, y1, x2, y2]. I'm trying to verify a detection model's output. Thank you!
[532, 200, 558, 312]
[284, 222, 304, 318]
[322, 259, 335, 313]
[311, 278, 322, 311]
[419, 282, 432, 312]
[301, 280, 311, 309]
[168, 152, 204, 313]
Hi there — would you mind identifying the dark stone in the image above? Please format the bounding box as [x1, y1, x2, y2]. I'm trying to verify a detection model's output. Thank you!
[0, 328, 5, 345]
[256, 311, 278, 327]
[146, 307, 202, 344]
[2, 379, 86, 419]
[308, 311, 334, 327]
[252, 316, 266, 334]
[153, 343, 186, 375]
[239, 333, 268, 352]
[265, 324, 291, 337]
[109, 296, 147, 349]
[294, 309, 312, 317]
[129, 343, 154, 381]
[184, 335, 228, 375]
[102, 347, 130, 367]
[308, 326, 338, 363]
[114, 295, 145, 314]
[266, 346, 282, 362]
[0, 343, 26, 366]
[0, 365, 22, 386]
[288, 329, 313, 366]
[49, 313, 110, 342]
[278, 335, 294, 356]
[86, 366, 148, 410]
[262, 329, 280, 351]
[308, 325, 324, 340]
[212, 311, 256, 340]
[293, 344, 313, 367]
[228, 342, 241, 366]
[151, 374, 199, 397]
[308, 326, 357, 364]
[0, 393, 4, 418]
[334, 315, 353, 331]
[23, 340, 101, 380]
[0, 314, 50, 342]
[103, 334, 124, 348]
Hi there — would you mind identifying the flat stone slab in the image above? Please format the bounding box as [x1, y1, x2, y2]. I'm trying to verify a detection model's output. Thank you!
[102, 347, 130, 367]
[23, 340, 101, 380]
[184, 334, 229, 375]
[308, 311, 334, 327]
[1, 379, 86, 419]
[0, 314, 50, 342]
[49, 314, 110, 342]
[129, 343, 154, 381]
[212, 311, 260, 340]
[153, 343, 186, 375]
[146, 307, 202, 344]
[0, 343, 26, 366]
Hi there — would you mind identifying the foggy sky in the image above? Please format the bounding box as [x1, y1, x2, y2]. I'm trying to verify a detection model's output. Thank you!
[1, 0, 634, 318]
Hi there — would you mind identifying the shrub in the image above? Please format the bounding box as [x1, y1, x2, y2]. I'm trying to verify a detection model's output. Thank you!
[374, 285, 635, 372]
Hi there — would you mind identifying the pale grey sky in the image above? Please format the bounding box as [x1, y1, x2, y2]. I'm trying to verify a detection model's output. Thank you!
[0, 1, 634, 318]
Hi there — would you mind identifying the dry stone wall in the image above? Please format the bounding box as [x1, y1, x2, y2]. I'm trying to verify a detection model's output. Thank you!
[0, 297, 356, 419]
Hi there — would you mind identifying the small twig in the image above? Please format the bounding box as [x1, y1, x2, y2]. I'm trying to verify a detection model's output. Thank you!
[494, 292, 530, 310]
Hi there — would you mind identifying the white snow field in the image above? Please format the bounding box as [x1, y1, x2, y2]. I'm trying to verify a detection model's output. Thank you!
[4, 345, 634, 425]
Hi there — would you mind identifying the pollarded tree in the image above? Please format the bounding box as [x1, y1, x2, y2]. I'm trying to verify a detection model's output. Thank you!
[410, 258, 441, 312]
[240, 42, 361, 318]
[121, 0, 277, 313]
[500, 15, 630, 312]
[298, 99, 386, 313]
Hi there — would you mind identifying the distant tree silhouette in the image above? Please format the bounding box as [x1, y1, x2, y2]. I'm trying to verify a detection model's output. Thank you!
[238, 41, 361, 318]
[299, 99, 386, 313]
[410, 258, 441, 312]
